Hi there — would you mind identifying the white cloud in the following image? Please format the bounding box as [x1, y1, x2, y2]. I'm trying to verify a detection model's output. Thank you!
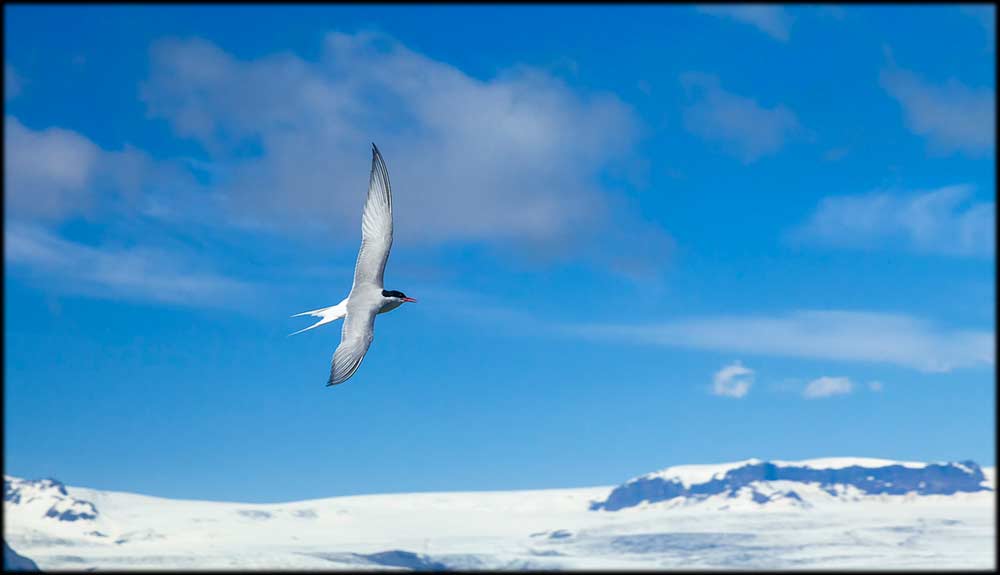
[712, 361, 754, 398]
[695, 5, 792, 42]
[880, 61, 995, 155]
[680, 72, 800, 163]
[868, 380, 884, 392]
[803, 376, 853, 399]
[566, 310, 994, 373]
[4, 117, 101, 219]
[4, 116, 160, 221]
[792, 185, 995, 257]
[5, 63, 22, 100]
[4, 224, 251, 308]
[140, 33, 644, 251]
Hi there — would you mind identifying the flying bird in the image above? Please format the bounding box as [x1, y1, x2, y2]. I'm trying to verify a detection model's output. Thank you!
[291, 144, 416, 386]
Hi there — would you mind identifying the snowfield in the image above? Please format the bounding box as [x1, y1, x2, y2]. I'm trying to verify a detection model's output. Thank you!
[4, 458, 995, 571]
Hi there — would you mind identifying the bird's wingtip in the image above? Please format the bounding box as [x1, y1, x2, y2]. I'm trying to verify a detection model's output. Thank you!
[371, 142, 380, 155]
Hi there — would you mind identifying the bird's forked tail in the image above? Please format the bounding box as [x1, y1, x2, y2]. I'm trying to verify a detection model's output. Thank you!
[289, 298, 349, 336]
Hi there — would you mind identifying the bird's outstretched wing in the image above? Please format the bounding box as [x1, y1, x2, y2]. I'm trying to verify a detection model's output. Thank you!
[327, 304, 378, 387]
[352, 143, 393, 290]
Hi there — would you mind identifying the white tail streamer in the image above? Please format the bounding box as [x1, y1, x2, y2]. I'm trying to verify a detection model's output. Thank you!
[289, 298, 349, 336]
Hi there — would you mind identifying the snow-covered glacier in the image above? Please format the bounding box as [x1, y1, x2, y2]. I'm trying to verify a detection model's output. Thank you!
[3, 458, 995, 571]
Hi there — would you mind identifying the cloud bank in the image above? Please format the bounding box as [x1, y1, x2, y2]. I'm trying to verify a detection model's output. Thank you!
[142, 32, 643, 250]
[5, 31, 663, 306]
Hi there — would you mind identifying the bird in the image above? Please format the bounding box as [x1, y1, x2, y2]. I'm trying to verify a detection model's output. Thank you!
[291, 143, 416, 387]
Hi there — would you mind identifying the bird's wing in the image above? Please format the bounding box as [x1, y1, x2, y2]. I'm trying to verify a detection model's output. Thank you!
[327, 302, 378, 387]
[352, 143, 393, 290]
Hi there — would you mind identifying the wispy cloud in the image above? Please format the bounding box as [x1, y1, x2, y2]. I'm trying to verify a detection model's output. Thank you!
[680, 72, 801, 163]
[4, 224, 252, 308]
[694, 5, 792, 42]
[802, 376, 853, 399]
[791, 185, 995, 258]
[880, 56, 995, 156]
[712, 361, 754, 398]
[141, 32, 649, 256]
[867, 380, 884, 392]
[565, 310, 994, 373]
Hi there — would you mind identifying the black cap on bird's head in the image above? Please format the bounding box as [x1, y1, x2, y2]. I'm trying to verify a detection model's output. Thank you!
[382, 289, 417, 303]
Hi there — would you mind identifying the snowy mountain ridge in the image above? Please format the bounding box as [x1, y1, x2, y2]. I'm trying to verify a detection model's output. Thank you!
[4, 476, 99, 523]
[591, 458, 993, 511]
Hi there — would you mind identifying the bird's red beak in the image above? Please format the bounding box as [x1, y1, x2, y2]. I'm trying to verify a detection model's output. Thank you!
[403, 297, 417, 303]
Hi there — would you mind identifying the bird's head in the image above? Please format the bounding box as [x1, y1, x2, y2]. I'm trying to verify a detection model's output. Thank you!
[381, 289, 417, 304]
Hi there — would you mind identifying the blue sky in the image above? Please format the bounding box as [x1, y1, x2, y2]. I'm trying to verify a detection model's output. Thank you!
[4, 5, 995, 503]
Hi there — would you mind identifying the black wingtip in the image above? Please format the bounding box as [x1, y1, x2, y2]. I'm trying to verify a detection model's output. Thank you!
[371, 142, 380, 155]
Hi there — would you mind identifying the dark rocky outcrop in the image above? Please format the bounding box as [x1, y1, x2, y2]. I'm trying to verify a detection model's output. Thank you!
[3, 541, 40, 572]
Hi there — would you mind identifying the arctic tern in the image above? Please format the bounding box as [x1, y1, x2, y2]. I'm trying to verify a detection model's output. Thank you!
[291, 144, 416, 387]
